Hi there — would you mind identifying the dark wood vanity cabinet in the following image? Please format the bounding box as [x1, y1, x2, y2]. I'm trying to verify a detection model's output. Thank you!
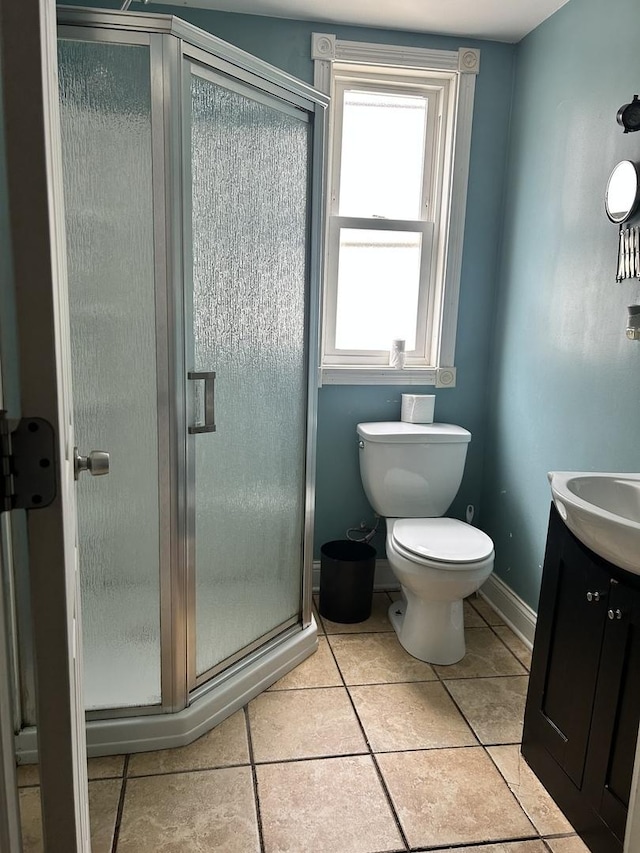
[523, 503, 640, 853]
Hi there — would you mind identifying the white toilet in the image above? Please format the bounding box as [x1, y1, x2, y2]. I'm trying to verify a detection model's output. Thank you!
[357, 421, 494, 665]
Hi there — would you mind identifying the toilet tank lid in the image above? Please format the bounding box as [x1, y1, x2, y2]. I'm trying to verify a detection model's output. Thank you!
[357, 422, 471, 444]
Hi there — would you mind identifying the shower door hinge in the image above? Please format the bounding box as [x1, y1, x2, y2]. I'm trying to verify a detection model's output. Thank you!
[0, 412, 57, 512]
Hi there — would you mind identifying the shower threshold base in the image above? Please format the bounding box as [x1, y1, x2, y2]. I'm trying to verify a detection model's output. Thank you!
[15, 618, 317, 763]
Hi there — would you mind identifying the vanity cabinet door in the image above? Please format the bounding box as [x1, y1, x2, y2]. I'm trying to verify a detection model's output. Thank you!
[525, 505, 611, 789]
[583, 580, 640, 844]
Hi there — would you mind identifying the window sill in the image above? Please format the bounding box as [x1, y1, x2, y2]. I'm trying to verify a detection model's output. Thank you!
[320, 366, 456, 387]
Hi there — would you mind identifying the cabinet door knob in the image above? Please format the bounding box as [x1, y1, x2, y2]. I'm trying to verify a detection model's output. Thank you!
[608, 608, 623, 620]
[586, 591, 601, 602]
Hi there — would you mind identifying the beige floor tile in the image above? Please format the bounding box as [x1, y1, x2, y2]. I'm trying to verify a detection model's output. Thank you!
[349, 681, 476, 752]
[465, 598, 488, 627]
[88, 779, 123, 853]
[450, 843, 548, 853]
[545, 836, 590, 853]
[494, 625, 533, 669]
[268, 636, 342, 690]
[118, 766, 259, 853]
[19, 780, 121, 853]
[129, 709, 249, 777]
[435, 627, 527, 678]
[249, 687, 367, 762]
[471, 595, 506, 625]
[329, 632, 437, 685]
[88, 755, 126, 779]
[319, 592, 394, 634]
[17, 755, 125, 788]
[488, 744, 574, 835]
[257, 755, 403, 853]
[377, 746, 534, 848]
[445, 676, 529, 744]
[19, 787, 42, 853]
[16, 764, 39, 787]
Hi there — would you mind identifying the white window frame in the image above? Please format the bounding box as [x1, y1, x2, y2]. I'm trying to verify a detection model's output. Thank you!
[324, 71, 441, 367]
[312, 34, 480, 387]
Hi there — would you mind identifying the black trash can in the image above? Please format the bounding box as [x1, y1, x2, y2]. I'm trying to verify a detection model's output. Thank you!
[319, 540, 376, 624]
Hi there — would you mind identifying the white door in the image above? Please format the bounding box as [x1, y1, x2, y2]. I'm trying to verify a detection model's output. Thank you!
[0, 0, 91, 850]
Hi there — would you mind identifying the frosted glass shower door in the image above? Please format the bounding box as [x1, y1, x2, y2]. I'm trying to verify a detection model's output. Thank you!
[185, 63, 311, 682]
[58, 38, 162, 710]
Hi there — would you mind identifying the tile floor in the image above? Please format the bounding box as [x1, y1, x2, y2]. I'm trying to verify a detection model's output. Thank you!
[17, 592, 590, 853]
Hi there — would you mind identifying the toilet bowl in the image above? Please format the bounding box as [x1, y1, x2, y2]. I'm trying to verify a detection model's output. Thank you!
[386, 517, 494, 664]
[357, 421, 495, 665]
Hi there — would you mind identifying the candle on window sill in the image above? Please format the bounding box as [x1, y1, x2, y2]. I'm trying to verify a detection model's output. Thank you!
[389, 339, 405, 369]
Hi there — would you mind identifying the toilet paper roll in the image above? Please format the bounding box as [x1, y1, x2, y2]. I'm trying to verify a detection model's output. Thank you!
[401, 394, 435, 424]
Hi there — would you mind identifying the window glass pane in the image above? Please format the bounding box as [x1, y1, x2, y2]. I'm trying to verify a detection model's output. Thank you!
[338, 90, 427, 219]
[335, 228, 421, 350]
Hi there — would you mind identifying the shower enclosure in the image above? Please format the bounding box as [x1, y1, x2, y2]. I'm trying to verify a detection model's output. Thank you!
[12, 7, 327, 758]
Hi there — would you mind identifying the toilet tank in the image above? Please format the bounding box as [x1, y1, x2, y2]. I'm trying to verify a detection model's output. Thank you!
[357, 422, 471, 518]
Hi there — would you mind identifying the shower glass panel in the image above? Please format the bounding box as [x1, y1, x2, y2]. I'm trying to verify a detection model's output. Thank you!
[58, 39, 161, 710]
[187, 65, 310, 680]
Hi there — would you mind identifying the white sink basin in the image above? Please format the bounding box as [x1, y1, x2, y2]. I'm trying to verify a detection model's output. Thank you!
[549, 472, 640, 574]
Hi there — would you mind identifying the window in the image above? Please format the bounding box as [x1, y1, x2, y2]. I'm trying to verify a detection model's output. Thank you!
[312, 36, 480, 386]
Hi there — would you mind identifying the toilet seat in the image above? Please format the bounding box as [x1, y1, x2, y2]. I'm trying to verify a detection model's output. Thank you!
[391, 518, 494, 567]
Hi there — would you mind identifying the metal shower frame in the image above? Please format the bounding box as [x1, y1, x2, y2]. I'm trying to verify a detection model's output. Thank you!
[14, 5, 328, 760]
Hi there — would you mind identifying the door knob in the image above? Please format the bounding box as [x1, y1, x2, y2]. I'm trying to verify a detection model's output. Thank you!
[586, 591, 602, 602]
[74, 448, 110, 480]
[608, 608, 623, 621]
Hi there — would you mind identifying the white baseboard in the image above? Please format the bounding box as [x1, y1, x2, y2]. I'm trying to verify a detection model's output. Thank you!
[313, 558, 397, 593]
[479, 573, 537, 648]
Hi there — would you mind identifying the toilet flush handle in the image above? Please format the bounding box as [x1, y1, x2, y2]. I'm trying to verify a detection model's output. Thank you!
[358, 440, 365, 449]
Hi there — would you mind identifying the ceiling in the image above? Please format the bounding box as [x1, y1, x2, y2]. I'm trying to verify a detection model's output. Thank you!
[153, 0, 571, 43]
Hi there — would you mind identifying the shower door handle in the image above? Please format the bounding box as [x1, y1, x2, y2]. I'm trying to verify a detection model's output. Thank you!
[188, 371, 216, 434]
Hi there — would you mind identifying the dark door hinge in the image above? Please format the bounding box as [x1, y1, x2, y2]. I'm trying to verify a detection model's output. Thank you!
[0, 412, 57, 512]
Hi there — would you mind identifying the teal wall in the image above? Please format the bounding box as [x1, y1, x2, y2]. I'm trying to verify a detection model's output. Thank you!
[51, 0, 640, 605]
[481, 0, 640, 608]
[66, 1, 516, 556]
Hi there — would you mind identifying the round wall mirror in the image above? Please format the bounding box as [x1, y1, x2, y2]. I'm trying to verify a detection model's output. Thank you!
[605, 160, 640, 223]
